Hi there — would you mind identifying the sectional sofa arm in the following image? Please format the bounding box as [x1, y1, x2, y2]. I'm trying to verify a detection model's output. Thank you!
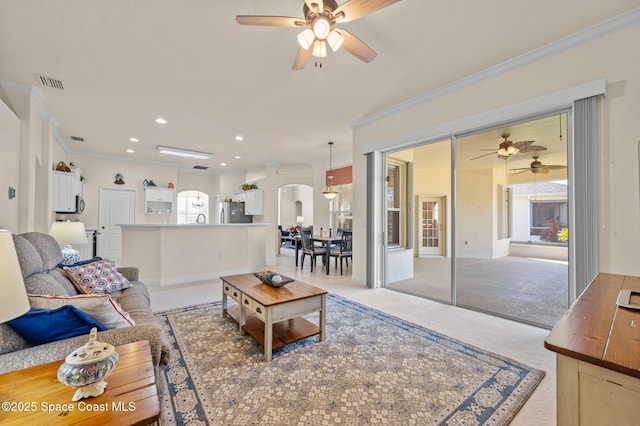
[117, 266, 139, 282]
[0, 325, 169, 375]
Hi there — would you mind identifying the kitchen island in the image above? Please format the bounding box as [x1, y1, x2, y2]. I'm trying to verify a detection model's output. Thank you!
[120, 223, 269, 286]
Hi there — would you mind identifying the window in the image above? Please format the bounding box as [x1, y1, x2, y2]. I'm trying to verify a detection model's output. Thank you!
[530, 200, 567, 242]
[497, 184, 512, 239]
[177, 191, 209, 224]
[386, 159, 407, 248]
[331, 183, 353, 232]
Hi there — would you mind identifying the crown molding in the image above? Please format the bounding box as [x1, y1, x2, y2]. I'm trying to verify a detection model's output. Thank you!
[351, 7, 640, 130]
[361, 78, 606, 155]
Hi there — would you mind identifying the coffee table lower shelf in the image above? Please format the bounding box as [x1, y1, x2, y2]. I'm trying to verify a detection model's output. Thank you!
[226, 305, 320, 350]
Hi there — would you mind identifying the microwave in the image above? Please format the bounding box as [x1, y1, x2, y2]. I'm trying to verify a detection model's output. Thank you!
[75, 195, 85, 213]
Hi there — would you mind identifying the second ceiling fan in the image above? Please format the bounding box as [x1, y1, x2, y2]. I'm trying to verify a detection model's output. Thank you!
[236, 0, 401, 70]
[509, 155, 567, 174]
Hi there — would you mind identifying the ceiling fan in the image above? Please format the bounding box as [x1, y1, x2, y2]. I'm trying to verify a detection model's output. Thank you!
[509, 155, 567, 174]
[470, 133, 547, 160]
[236, 0, 401, 70]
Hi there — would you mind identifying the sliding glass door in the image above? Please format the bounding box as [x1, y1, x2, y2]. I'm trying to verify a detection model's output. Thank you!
[385, 139, 452, 303]
[454, 114, 569, 327]
[384, 113, 570, 328]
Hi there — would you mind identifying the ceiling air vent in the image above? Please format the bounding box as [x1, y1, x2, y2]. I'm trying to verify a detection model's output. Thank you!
[193, 165, 209, 170]
[35, 74, 64, 90]
[70, 136, 85, 142]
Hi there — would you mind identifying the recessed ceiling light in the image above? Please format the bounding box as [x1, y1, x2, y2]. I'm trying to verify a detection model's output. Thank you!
[129, 137, 139, 142]
[220, 162, 227, 166]
[126, 149, 135, 153]
[235, 156, 241, 159]
[235, 135, 243, 141]
[155, 118, 167, 124]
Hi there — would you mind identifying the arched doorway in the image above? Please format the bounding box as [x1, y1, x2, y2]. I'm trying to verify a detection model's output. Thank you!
[278, 184, 313, 230]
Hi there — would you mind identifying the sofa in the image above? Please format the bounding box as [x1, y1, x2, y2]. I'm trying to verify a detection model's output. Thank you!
[0, 232, 170, 380]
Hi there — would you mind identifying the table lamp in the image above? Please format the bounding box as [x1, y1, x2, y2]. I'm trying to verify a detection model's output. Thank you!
[50, 221, 88, 264]
[0, 230, 30, 323]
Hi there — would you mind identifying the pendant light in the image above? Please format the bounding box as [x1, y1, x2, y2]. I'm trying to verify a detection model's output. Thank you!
[323, 141, 338, 200]
[192, 192, 205, 208]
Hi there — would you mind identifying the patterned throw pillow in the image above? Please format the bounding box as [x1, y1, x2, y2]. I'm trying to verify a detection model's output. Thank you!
[63, 260, 132, 294]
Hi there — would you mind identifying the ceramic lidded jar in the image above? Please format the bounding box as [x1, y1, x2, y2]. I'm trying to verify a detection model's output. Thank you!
[57, 327, 119, 401]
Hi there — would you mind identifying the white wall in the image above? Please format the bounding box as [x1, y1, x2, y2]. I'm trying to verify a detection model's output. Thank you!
[353, 21, 640, 279]
[0, 98, 20, 231]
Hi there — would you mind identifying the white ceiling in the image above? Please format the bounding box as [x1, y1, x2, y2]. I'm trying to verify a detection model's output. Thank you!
[0, 1, 636, 173]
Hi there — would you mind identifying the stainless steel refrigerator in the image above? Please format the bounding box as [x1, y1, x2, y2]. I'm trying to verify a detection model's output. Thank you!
[213, 196, 252, 224]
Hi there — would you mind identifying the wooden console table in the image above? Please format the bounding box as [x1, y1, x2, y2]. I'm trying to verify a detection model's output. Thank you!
[221, 273, 327, 361]
[545, 273, 640, 426]
[0, 340, 160, 425]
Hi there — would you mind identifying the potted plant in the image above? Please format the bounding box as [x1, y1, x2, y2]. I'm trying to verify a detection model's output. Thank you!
[287, 225, 301, 235]
[241, 183, 258, 191]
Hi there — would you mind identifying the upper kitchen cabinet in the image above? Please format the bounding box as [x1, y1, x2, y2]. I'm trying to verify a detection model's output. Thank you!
[145, 188, 174, 214]
[52, 170, 83, 213]
[235, 189, 264, 215]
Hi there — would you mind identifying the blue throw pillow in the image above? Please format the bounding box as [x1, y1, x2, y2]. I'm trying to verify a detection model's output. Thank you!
[7, 306, 107, 346]
[58, 256, 102, 269]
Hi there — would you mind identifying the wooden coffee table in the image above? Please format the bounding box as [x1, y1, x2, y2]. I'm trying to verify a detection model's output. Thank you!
[0, 340, 160, 425]
[221, 273, 328, 361]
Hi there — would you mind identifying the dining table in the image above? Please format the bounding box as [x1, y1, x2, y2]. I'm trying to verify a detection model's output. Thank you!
[311, 234, 344, 275]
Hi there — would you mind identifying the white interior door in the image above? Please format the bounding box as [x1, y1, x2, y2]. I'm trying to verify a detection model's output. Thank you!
[98, 187, 135, 265]
[418, 196, 445, 257]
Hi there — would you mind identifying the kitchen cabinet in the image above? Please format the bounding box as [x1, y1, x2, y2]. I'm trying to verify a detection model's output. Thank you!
[145, 188, 174, 214]
[52, 170, 82, 213]
[234, 189, 264, 215]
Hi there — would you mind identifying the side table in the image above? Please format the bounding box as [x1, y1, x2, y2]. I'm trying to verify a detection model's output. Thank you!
[0, 340, 160, 425]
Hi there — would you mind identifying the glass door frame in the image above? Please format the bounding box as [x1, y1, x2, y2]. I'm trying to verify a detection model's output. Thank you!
[381, 110, 575, 325]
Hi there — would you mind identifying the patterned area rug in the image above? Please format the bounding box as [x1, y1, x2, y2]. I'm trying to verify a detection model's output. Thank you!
[155, 294, 544, 425]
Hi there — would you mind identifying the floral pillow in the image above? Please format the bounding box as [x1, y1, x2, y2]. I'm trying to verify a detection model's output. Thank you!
[63, 260, 132, 294]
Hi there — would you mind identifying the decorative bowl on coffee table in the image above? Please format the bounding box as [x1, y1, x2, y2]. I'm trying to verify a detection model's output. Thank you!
[57, 327, 119, 401]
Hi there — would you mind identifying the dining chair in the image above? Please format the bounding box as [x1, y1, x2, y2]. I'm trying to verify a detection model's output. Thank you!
[300, 227, 326, 272]
[329, 230, 352, 275]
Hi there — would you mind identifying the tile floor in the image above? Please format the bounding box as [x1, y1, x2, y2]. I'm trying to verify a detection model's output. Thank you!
[148, 251, 556, 425]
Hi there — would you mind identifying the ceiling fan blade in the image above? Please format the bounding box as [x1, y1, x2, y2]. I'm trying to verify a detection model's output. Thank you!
[519, 145, 548, 153]
[292, 47, 313, 70]
[542, 165, 568, 170]
[236, 15, 305, 27]
[334, 0, 401, 23]
[510, 170, 529, 175]
[305, 0, 324, 13]
[339, 30, 377, 63]
[470, 152, 499, 161]
[513, 140, 536, 148]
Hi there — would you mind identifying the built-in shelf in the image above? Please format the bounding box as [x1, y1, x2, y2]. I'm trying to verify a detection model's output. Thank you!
[145, 188, 174, 214]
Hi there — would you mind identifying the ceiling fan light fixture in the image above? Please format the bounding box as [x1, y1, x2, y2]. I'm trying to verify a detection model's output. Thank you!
[327, 29, 344, 51]
[312, 40, 327, 57]
[297, 28, 315, 49]
[312, 16, 331, 39]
